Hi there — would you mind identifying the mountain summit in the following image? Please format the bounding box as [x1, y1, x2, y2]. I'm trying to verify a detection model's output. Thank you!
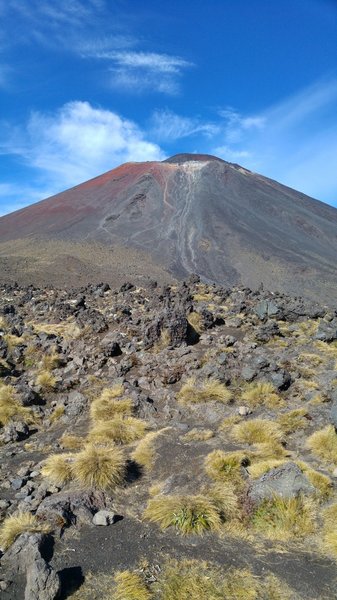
[1, 154, 337, 303]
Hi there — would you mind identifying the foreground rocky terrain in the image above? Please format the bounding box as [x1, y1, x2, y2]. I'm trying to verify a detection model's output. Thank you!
[1, 276, 337, 598]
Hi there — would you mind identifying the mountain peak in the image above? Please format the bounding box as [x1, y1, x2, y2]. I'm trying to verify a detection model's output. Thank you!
[163, 153, 226, 164]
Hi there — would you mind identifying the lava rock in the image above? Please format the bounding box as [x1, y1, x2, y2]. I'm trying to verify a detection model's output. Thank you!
[248, 462, 316, 503]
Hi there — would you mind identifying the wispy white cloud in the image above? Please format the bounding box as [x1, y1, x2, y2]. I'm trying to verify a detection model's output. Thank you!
[0, 101, 165, 214]
[97, 51, 192, 73]
[1, 2, 192, 95]
[89, 51, 193, 95]
[213, 79, 337, 204]
[150, 109, 219, 141]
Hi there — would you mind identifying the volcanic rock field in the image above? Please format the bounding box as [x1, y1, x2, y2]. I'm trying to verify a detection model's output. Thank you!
[1, 277, 337, 598]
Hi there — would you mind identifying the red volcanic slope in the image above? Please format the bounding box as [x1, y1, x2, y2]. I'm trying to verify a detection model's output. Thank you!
[0, 161, 168, 239]
[1, 153, 337, 304]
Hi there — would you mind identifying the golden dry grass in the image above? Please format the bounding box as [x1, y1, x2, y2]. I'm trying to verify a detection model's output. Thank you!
[187, 312, 204, 334]
[241, 381, 284, 408]
[41, 453, 74, 486]
[248, 459, 287, 479]
[296, 462, 332, 499]
[219, 413, 242, 431]
[35, 370, 56, 391]
[306, 425, 337, 464]
[3, 333, 23, 350]
[50, 405, 65, 423]
[298, 352, 323, 367]
[69, 560, 297, 600]
[90, 390, 133, 423]
[88, 416, 148, 445]
[252, 495, 316, 541]
[29, 319, 83, 341]
[322, 503, 337, 559]
[72, 444, 126, 491]
[181, 428, 214, 442]
[277, 408, 309, 434]
[131, 429, 169, 470]
[204, 450, 248, 490]
[207, 483, 240, 520]
[113, 571, 151, 600]
[178, 377, 232, 404]
[232, 419, 284, 446]
[0, 383, 32, 426]
[39, 351, 61, 371]
[153, 559, 296, 600]
[143, 494, 222, 535]
[309, 393, 328, 405]
[59, 433, 85, 450]
[0, 512, 52, 550]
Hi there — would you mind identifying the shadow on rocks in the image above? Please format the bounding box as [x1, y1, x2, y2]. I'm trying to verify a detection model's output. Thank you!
[125, 460, 143, 484]
[58, 566, 84, 599]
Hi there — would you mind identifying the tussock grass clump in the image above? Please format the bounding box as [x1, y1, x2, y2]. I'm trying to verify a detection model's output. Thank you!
[253, 442, 288, 460]
[59, 433, 85, 450]
[241, 381, 284, 408]
[131, 428, 169, 470]
[296, 461, 332, 499]
[205, 450, 248, 490]
[248, 459, 287, 479]
[306, 425, 337, 464]
[72, 444, 126, 491]
[50, 405, 65, 423]
[90, 394, 133, 423]
[187, 312, 204, 334]
[0, 383, 31, 426]
[40, 350, 61, 371]
[252, 495, 316, 541]
[35, 370, 56, 391]
[277, 408, 309, 434]
[178, 377, 232, 404]
[322, 504, 337, 558]
[219, 413, 242, 431]
[70, 560, 297, 600]
[182, 428, 214, 442]
[30, 320, 82, 340]
[114, 571, 151, 600]
[0, 316, 7, 330]
[207, 483, 240, 520]
[153, 559, 296, 600]
[232, 419, 284, 446]
[0, 512, 51, 550]
[4, 333, 22, 350]
[41, 453, 74, 486]
[88, 416, 148, 445]
[298, 352, 322, 367]
[143, 494, 222, 535]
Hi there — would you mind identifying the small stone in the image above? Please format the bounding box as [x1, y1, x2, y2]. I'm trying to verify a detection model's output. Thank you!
[332, 468, 337, 478]
[11, 478, 24, 490]
[92, 510, 116, 526]
[0, 579, 11, 592]
[238, 406, 251, 416]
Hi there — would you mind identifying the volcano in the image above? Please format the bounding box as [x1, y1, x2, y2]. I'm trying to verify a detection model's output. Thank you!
[1, 153, 337, 303]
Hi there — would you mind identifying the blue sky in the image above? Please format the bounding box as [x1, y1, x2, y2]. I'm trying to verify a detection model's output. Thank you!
[0, 0, 337, 216]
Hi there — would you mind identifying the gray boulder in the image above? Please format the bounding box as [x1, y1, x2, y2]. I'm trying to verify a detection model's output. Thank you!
[255, 300, 281, 320]
[37, 490, 104, 527]
[25, 558, 60, 600]
[92, 510, 116, 526]
[330, 401, 337, 430]
[314, 322, 337, 342]
[248, 462, 315, 503]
